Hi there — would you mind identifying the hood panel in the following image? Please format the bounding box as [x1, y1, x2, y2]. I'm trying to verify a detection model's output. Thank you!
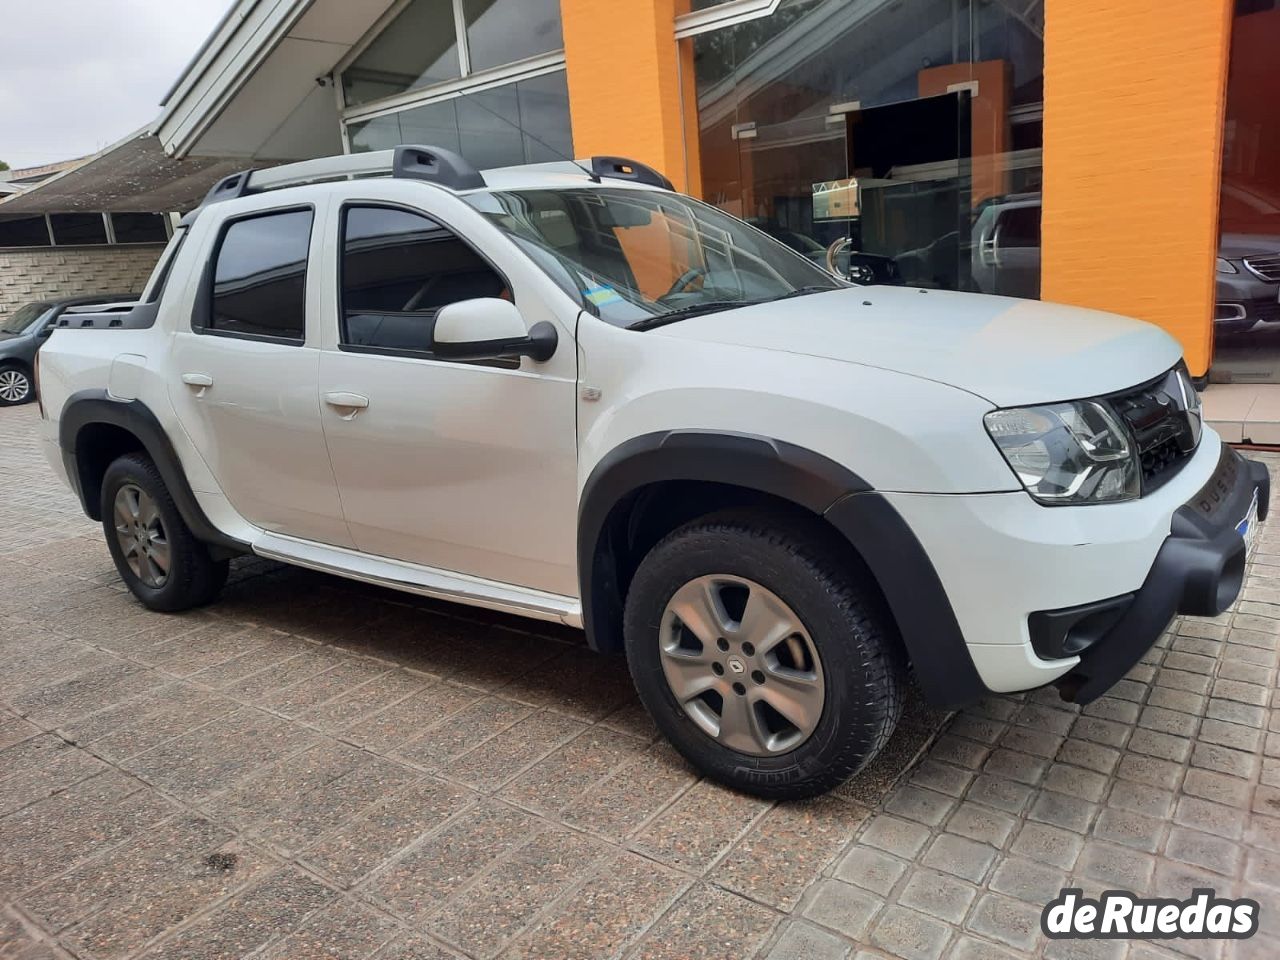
[1220, 232, 1280, 259]
[657, 288, 1183, 407]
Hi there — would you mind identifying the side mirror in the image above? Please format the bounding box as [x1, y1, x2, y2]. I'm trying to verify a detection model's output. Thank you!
[432, 298, 558, 363]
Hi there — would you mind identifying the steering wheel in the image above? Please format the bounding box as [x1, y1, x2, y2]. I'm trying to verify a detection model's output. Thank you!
[661, 266, 708, 300]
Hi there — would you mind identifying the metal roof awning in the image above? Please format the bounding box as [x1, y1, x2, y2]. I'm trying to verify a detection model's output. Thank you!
[0, 132, 260, 215]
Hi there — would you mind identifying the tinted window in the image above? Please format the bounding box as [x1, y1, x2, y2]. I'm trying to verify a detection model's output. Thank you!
[997, 206, 1041, 248]
[209, 209, 313, 342]
[50, 213, 108, 245]
[0, 216, 51, 248]
[341, 206, 509, 353]
[111, 213, 169, 244]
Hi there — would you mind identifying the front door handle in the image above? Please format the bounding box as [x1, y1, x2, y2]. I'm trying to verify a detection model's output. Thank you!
[181, 372, 213, 398]
[324, 392, 370, 420]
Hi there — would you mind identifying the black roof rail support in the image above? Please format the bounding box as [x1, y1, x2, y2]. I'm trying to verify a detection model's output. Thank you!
[393, 145, 487, 190]
[590, 156, 674, 191]
[200, 170, 256, 208]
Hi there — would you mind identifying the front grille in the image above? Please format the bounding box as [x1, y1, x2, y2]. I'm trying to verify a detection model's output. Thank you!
[1243, 253, 1280, 282]
[1108, 368, 1199, 494]
[1253, 300, 1280, 324]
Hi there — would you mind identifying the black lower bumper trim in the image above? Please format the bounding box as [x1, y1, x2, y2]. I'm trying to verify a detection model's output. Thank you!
[1056, 446, 1269, 704]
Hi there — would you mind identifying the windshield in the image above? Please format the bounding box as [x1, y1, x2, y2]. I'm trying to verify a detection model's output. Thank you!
[465, 187, 843, 328]
[0, 302, 53, 335]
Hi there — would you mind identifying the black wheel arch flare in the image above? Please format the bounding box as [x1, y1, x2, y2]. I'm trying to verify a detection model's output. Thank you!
[578, 430, 988, 709]
[58, 389, 247, 557]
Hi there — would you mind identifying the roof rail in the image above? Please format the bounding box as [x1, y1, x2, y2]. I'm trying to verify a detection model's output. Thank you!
[591, 156, 673, 191]
[192, 145, 672, 214]
[194, 145, 488, 211]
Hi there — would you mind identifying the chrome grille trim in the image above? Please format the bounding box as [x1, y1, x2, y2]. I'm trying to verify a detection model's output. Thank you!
[1243, 254, 1280, 283]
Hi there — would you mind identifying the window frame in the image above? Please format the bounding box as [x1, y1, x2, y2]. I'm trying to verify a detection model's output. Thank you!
[336, 200, 517, 365]
[336, 0, 567, 129]
[194, 204, 316, 347]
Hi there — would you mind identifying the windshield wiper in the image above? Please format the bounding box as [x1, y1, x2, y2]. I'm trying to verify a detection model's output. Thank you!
[627, 299, 760, 331]
[765, 284, 841, 303]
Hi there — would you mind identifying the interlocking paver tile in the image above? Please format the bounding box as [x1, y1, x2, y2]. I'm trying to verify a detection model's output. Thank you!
[365, 799, 537, 920]
[627, 883, 777, 960]
[430, 826, 607, 956]
[630, 777, 768, 872]
[300, 775, 474, 887]
[713, 796, 865, 910]
[502, 853, 687, 960]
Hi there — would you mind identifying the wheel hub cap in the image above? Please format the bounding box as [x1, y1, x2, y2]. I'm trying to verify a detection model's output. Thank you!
[658, 574, 825, 757]
[0, 370, 29, 402]
[113, 484, 170, 588]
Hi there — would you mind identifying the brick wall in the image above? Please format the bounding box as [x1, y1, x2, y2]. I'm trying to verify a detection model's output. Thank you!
[0, 245, 165, 318]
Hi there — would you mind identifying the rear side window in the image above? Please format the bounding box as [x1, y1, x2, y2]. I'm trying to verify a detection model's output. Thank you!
[340, 205, 509, 354]
[206, 208, 313, 342]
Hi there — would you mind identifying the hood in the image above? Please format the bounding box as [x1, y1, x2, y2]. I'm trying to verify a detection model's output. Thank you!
[655, 287, 1182, 408]
[1220, 232, 1280, 260]
[0, 331, 26, 346]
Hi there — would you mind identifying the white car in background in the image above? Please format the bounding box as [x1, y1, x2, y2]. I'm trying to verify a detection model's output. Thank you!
[33, 146, 1268, 798]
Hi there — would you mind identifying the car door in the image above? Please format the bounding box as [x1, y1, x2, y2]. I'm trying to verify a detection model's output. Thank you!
[168, 200, 354, 548]
[315, 185, 578, 597]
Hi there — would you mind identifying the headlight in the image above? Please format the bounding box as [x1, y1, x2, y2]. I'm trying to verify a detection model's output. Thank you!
[984, 400, 1139, 505]
[1217, 257, 1238, 275]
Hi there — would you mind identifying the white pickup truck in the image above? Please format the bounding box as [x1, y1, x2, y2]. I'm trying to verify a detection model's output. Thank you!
[36, 146, 1268, 798]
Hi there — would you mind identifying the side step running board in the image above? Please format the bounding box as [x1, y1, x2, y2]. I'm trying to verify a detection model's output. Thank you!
[253, 533, 583, 628]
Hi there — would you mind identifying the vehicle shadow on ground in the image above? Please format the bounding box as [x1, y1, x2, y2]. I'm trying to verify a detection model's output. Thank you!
[214, 555, 952, 802]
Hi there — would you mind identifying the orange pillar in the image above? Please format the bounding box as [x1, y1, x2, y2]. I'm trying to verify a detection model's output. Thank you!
[560, 0, 700, 194]
[1041, 0, 1233, 376]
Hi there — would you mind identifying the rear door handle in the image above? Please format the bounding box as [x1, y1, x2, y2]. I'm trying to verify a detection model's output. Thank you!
[324, 392, 370, 420]
[181, 372, 213, 397]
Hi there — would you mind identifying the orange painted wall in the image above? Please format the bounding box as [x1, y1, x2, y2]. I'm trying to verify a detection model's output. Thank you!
[560, 0, 700, 194]
[1041, 0, 1233, 376]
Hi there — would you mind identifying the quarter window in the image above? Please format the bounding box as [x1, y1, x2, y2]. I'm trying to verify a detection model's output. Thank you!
[208, 209, 313, 342]
[340, 205, 510, 354]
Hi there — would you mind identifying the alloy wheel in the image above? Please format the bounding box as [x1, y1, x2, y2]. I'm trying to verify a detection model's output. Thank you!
[658, 574, 825, 756]
[113, 484, 171, 588]
[0, 370, 30, 403]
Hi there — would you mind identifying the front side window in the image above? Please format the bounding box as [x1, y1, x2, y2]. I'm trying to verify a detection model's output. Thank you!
[466, 187, 842, 328]
[207, 209, 313, 342]
[341, 205, 509, 353]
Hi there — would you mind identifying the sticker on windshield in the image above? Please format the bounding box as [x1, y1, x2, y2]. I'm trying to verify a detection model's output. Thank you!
[585, 285, 624, 307]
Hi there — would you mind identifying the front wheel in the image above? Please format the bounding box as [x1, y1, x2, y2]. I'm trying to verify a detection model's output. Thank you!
[623, 513, 904, 800]
[0, 363, 33, 406]
[101, 453, 228, 612]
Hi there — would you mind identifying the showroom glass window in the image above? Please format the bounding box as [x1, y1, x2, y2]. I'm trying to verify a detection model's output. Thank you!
[678, 0, 1045, 298]
[1211, 0, 1280, 383]
[341, 0, 572, 170]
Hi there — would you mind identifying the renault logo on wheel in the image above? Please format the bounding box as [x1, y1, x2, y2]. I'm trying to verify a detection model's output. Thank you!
[727, 657, 746, 674]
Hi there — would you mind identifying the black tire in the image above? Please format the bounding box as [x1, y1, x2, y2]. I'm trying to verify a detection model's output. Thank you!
[0, 362, 33, 406]
[100, 453, 229, 612]
[624, 512, 904, 800]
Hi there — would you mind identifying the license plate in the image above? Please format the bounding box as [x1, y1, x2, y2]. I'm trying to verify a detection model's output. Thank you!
[1237, 490, 1260, 556]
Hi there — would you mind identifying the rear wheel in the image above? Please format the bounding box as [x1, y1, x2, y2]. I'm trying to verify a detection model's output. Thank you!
[101, 453, 228, 611]
[624, 512, 904, 799]
[0, 364, 32, 406]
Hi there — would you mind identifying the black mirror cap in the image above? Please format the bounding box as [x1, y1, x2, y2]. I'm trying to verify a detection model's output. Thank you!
[433, 320, 559, 363]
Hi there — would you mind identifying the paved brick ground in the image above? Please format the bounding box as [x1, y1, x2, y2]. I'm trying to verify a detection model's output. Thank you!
[1, 401, 1277, 960]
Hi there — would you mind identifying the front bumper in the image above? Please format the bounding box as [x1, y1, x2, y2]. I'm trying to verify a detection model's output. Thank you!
[1049, 446, 1269, 703]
